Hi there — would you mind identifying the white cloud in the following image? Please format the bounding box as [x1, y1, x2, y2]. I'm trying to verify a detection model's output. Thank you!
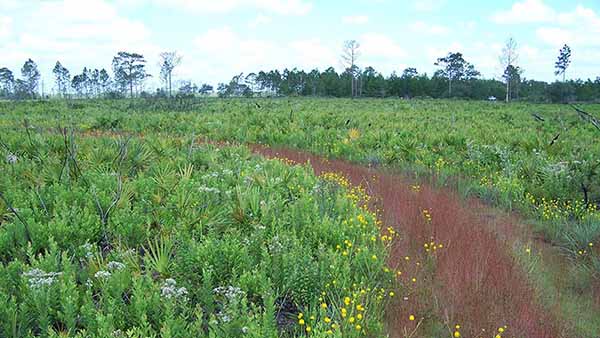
[194, 27, 239, 52]
[556, 5, 600, 31]
[0, 0, 19, 10]
[193, 28, 279, 75]
[493, 0, 600, 77]
[521, 45, 540, 59]
[190, 27, 336, 83]
[4, 0, 598, 87]
[492, 0, 555, 24]
[2, 0, 160, 92]
[426, 43, 463, 60]
[153, 0, 312, 15]
[0, 16, 12, 39]
[29, 0, 152, 45]
[258, 0, 312, 15]
[357, 33, 407, 74]
[535, 5, 600, 48]
[360, 33, 405, 59]
[493, 0, 600, 31]
[458, 21, 476, 31]
[410, 21, 449, 35]
[342, 15, 369, 25]
[153, 0, 240, 13]
[413, 0, 446, 12]
[248, 14, 272, 28]
[536, 27, 573, 46]
[289, 38, 338, 69]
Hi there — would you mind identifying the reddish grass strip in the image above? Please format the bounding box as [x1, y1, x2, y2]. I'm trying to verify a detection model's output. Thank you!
[251, 145, 559, 338]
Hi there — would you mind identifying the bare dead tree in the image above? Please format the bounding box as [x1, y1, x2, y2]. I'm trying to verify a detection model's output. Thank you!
[58, 127, 89, 187]
[532, 113, 545, 122]
[0, 191, 32, 243]
[572, 105, 600, 132]
[93, 137, 130, 253]
[500, 37, 519, 103]
[159, 51, 183, 97]
[341, 40, 361, 98]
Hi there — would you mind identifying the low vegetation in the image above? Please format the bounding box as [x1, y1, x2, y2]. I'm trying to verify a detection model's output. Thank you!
[0, 128, 393, 337]
[1, 97, 599, 336]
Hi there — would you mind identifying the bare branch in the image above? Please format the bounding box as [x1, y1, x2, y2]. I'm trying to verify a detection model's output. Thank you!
[0, 191, 31, 243]
[572, 105, 600, 132]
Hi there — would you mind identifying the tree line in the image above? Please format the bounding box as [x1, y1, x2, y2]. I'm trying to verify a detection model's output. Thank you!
[0, 41, 598, 103]
[0, 51, 208, 100]
[215, 40, 593, 103]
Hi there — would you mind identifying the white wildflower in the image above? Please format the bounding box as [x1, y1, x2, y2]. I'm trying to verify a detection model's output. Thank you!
[268, 235, 283, 253]
[217, 313, 231, 323]
[23, 268, 62, 289]
[81, 243, 93, 259]
[213, 285, 245, 301]
[160, 278, 188, 300]
[6, 153, 17, 164]
[199, 186, 220, 194]
[94, 270, 112, 279]
[107, 261, 125, 271]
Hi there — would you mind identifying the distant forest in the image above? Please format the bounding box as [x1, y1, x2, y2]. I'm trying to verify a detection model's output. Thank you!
[1, 43, 599, 103]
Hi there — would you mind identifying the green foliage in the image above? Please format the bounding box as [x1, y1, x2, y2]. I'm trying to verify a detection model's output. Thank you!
[0, 123, 390, 337]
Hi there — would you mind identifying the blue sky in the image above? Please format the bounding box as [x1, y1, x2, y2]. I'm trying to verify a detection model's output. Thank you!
[1, 0, 599, 92]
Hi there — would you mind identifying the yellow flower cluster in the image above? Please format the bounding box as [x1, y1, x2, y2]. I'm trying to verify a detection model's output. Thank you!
[479, 175, 493, 187]
[479, 175, 599, 222]
[321, 172, 372, 211]
[496, 326, 507, 338]
[485, 325, 508, 338]
[341, 129, 361, 145]
[535, 195, 598, 221]
[313, 171, 392, 336]
[348, 128, 361, 141]
[455, 324, 508, 338]
[276, 157, 297, 166]
[435, 157, 446, 172]
[578, 242, 595, 256]
[321, 172, 351, 188]
[305, 282, 397, 336]
[424, 239, 444, 253]
[422, 209, 432, 223]
[380, 226, 398, 243]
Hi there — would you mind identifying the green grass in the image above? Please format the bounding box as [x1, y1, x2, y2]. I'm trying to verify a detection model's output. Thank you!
[3, 98, 598, 255]
[2, 97, 600, 336]
[514, 239, 600, 336]
[0, 127, 392, 337]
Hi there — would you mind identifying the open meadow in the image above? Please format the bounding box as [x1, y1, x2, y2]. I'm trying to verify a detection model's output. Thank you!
[1, 98, 599, 337]
[4, 0, 600, 336]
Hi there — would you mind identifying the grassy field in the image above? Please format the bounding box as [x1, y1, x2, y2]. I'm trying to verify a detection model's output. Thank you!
[0, 124, 393, 337]
[2, 99, 599, 257]
[1, 98, 600, 336]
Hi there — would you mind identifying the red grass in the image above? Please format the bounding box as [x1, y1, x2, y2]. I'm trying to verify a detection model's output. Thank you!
[251, 145, 559, 338]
